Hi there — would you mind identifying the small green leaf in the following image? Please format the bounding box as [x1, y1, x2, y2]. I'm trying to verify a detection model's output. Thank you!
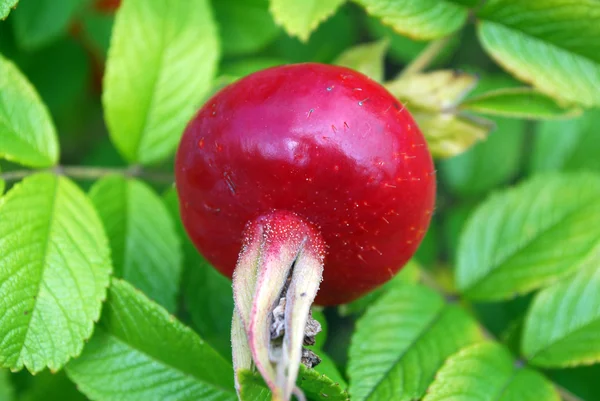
[477, 0, 600, 107]
[66, 279, 237, 401]
[214, 0, 279, 56]
[339, 260, 420, 316]
[0, 369, 15, 401]
[334, 39, 388, 82]
[461, 88, 582, 119]
[354, 0, 469, 40]
[270, 0, 345, 42]
[423, 342, 559, 401]
[348, 283, 483, 401]
[530, 109, 600, 174]
[0, 54, 58, 168]
[523, 262, 600, 367]
[238, 367, 350, 401]
[411, 110, 494, 159]
[103, 0, 219, 164]
[163, 188, 234, 358]
[456, 173, 600, 301]
[90, 176, 181, 312]
[0, 173, 111, 373]
[11, 0, 84, 49]
[0, 0, 18, 20]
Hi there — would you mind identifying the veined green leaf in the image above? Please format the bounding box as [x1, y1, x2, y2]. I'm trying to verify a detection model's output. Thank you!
[423, 342, 559, 401]
[0, 54, 58, 168]
[456, 173, 600, 301]
[0, 173, 111, 373]
[11, 0, 84, 49]
[530, 109, 600, 174]
[339, 260, 420, 316]
[163, 188, 233, 358]
[477, 0, 600, 107]
[334, 39, 388, 82]
[461, 88, 582, 119]
[354, 0, 469, 40]
[214, 0, 279, 56]
[270, 0, 345, 42]
[348, 283, 483, 401]
[238, 366, 349, 401]
[90, 176, 181, 312]
[103, 0, 219, 164]
[0, 0, 18, 20]
[66, 279, 237, 401]
[523, 262, 600, 367]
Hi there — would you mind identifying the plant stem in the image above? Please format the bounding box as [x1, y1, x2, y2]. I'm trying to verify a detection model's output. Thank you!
[398, 35, 453, 79]
[0, 165, 174, 184]
[418, 269, 587, 401]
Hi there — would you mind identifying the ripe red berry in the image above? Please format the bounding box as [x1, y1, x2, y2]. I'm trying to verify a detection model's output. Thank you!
[176, 63, 435, 306]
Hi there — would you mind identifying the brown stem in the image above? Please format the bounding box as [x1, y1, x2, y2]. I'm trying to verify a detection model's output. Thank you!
[0, 165, 174, 184]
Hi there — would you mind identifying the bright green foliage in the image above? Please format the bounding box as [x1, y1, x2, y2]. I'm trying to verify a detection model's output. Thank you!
[477, 0, 600, 107]
[461, 88, 582, 119]
[523, 262, 600, 367]
[354, 0, 469, 40]
[0, 54, 58, 168]
[103, 0, 219, 165]
[66, 279, 237, 401]
[0, 173, 111, 373]
[348, 283, 483, 401]
[213, 0, 279, 56]
[11, 0, 84, 49]
[90, 175, 182, 312]
[238, 367, 350, 401]
[456, 173, 600, 300]
[339, 260, 420, 316]
[270, 0, 345, 42]
[423, 342, 560, 401]
[530, 109, 600, 173]
[0, 0, 18, 20]
[334, 39, 388, 82]
[163, 188, 234, 357]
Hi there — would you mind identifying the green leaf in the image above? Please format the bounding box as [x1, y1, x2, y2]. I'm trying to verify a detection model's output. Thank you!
[440, 117, 525, 197]
[348, 283, 483, 401]
[0, 54, 58, 168]
[546, 365, 600, 401]
[19, 371, 86, 401]
[213, 0, 279, 56]
[0, 369, 15, 401]
[523, 262, 600, 367]
[11, 0, 84, 50]
[461, 88, 582, 119]
[66, 279, 236, 400]
[339, 260, 420, 316]
[90, 175, 181, 312]
[334, 39, 388, 82]
[238, 367, 350, 401]
[354, 0, 469, 40]
[0, 173, 111, 373]
[103, 0, 219, 165]
[270, 0, 345, 42]
[530, 109, 600, 174]
[477, 0, 600, 107]
[0, 0, 18, 20]
[456, 173, 600, 301]
[423, 342, 559, 401]
[163, 188, 233, 358]
[412, 111, 494, 159]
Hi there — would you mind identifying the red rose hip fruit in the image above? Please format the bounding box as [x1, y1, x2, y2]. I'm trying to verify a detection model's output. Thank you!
[175, 63, 435, 400]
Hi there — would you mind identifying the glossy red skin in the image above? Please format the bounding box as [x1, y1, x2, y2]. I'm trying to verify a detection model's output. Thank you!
[176, 63, 435, 305]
